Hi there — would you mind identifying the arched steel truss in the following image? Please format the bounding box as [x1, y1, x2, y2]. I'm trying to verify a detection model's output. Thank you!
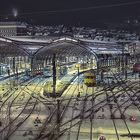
[32, 37, 99, 62]
[0, 36, 30, 56]
[0, 36, 132, 62]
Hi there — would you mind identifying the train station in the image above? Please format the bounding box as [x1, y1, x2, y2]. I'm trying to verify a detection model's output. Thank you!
[0, 31, 139, 140]
[0, 1, 140, 139]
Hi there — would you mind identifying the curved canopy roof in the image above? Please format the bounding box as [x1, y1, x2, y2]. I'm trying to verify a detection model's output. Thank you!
[0, 37, 28, 56]
[0, 36, 131, 59]
[33, 38, 97, 59]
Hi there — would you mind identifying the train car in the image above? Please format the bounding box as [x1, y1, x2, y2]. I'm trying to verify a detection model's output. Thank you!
[84, 72, 96, 87]
[133, 63, 140, 73]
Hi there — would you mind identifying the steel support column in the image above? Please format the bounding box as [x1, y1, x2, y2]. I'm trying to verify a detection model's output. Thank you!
[52, 54, 56, 97]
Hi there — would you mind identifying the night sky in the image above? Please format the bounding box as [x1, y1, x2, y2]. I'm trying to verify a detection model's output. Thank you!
[0, 0, 140, 25]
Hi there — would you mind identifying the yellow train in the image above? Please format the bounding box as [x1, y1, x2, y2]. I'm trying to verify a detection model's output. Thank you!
[84, 72, 96, 87]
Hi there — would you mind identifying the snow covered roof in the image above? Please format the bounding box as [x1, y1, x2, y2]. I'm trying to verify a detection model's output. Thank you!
[0, 36, 130, 58]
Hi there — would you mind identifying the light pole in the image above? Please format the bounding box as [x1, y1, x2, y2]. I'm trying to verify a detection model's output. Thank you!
[52, 54, 56, 97]
[139, 72, 140, 86]
[76, 56, 80, 96]
[78, 65, 80, 94]
[7, 68, 11, 90]
[16, 66, 18, 86]
[76, 63, 80, 95]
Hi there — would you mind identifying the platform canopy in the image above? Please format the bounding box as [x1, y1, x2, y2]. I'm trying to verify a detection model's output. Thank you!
[0, 36, 51, 56]
[0, 37, 28, 56]
[33, 37, 130, 60]
[0, 36, 130, 59]
[33, 37, 98, 59]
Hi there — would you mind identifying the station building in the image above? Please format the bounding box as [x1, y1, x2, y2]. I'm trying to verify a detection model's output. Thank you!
[0, 22, 27, 36]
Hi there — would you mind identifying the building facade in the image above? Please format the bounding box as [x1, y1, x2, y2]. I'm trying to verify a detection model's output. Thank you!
[0, 22, 27, 36]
